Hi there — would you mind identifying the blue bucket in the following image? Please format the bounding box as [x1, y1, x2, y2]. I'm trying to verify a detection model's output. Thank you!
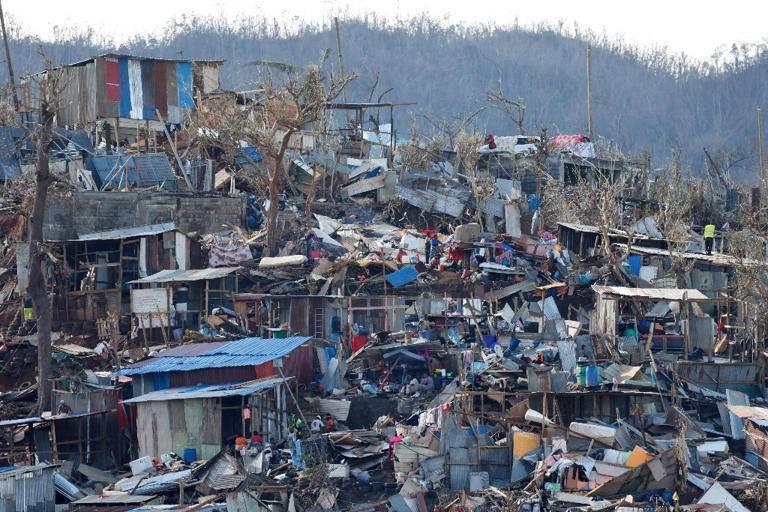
[182, 447, 197, 464]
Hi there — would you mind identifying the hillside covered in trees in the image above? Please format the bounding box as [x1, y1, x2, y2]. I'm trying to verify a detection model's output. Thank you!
[5, 14, 768, 180]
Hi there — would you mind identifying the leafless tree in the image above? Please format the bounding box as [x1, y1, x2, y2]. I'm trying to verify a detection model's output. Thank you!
[26, 57, 62, 414]
[488, 90, 526, 134]
[194, 54, 355, 255]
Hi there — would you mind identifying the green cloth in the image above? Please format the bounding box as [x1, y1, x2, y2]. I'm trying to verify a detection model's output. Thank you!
[704, 224, 716, 238]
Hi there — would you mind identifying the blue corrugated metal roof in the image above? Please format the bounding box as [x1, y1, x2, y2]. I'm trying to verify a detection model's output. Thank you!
[116, 336, 311, 376]
[386, 265, 419, 288]
[86, 153, 178, 190]
[123, 377, 287, 403]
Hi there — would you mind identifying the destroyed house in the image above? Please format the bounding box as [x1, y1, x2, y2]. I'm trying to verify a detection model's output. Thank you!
[42, 191, 245, 243]
[123, 377, 291, 460]
[233, 293, 408, 341]
[129, 266, 240, 336]
[85, 152, 179, 191]
[21, 54, 223, 129]
[0, 127, 94, 182]
[18, 223, 197, 323]
[115, 335, 313, 395]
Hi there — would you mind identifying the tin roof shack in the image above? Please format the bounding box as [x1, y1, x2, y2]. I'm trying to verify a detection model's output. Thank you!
[21, 54, 222, 131]
[123, 377, 290, 460]
[232, 293, 353, 341]
[116, 335, 313, 395]
[557, 222, 670, 259]
[590, 285, 721, 360]
[0, 411, 115, 467]
[129, 267, 240, 340]
[50, 381, 125, 469]
[31, 223, 197, 326]
[0, 464, 57, 512]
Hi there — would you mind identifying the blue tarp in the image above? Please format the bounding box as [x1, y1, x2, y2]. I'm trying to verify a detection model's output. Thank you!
[386, 266, 419, 288]
[177, 62, 194, 109]
[235, 146, 263, 173]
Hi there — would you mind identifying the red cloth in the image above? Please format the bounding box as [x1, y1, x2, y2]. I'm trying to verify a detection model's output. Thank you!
[117, 400, 129, 429]
[351, 335, 368, 353]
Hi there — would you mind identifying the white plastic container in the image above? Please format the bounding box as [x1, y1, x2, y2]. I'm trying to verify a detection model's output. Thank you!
[129, 456, 154, 476]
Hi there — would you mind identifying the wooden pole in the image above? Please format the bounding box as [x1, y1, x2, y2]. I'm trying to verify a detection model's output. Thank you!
[587, 43, 593, 140]
[334, 17, 348, 108]
[758, 107, 766, 187]
[0, 0, 18, 112]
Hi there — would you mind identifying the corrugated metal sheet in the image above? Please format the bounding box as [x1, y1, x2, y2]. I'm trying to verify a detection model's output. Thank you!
[154, 341, 229, 357]
[118, 57, 131, 117]
[0, 465, 56, 512]
[177, 62, 194, 109]
[128, 59, 143, 119]
[592, 285, 708, 301]
[75, 222, 175, 241]
[386, 266, 418, 288]
[140, 59, 155, 119]
[116, 335, 311, 376]
[124, 377, 286, 403]
[86, 153, 178, 190]
[129, 266, 238, 284]
[479, 447, 510, 484]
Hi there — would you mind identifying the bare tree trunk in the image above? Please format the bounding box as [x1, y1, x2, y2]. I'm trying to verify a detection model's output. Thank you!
[265, 131, 293, 256]
[29, 103, 55, 414]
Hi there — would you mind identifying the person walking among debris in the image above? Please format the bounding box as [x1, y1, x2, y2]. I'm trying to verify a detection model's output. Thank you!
[704, 222, 716, 255]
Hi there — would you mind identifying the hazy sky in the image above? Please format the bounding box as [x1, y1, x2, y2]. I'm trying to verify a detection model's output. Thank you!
[3, 0, 766, 60]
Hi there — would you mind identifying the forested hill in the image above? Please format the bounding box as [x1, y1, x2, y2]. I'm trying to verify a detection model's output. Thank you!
[6, 15, 768, 179]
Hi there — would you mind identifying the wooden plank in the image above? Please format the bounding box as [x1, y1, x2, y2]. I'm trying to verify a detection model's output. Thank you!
[342, 174, 386, 197]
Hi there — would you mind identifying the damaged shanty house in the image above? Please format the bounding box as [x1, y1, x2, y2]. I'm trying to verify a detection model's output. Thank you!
[114, 335, 312, 457]
[21, 190, 247, 333]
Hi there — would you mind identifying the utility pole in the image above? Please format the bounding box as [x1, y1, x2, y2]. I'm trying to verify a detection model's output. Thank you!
[0, 0, 18, 112]
[758, 106, 766, 187]
[334, 17, 349, 125]
[587, 43, 593, 140]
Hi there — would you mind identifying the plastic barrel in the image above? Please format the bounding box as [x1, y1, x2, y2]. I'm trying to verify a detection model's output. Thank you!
[182, 447, 197, 464]
[586, 366, 599, 387]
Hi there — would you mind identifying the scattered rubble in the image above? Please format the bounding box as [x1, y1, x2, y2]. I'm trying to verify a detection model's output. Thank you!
[0, 51, 766, 512]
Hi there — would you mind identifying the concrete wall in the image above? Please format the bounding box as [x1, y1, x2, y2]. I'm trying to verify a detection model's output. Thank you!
[44, 191, 246, 241]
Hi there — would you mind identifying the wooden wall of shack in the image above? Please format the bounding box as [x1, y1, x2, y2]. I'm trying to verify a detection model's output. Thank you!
[134, 397, 222, 460]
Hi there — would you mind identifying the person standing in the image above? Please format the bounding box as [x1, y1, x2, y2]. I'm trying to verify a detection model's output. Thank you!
[704, 222, 716, 255]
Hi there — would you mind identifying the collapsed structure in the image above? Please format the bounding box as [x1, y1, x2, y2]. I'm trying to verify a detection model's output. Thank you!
[0, 52, 766, 512]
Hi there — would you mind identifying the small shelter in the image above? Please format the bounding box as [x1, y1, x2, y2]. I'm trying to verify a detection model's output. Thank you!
[123, 377, 291, 459]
